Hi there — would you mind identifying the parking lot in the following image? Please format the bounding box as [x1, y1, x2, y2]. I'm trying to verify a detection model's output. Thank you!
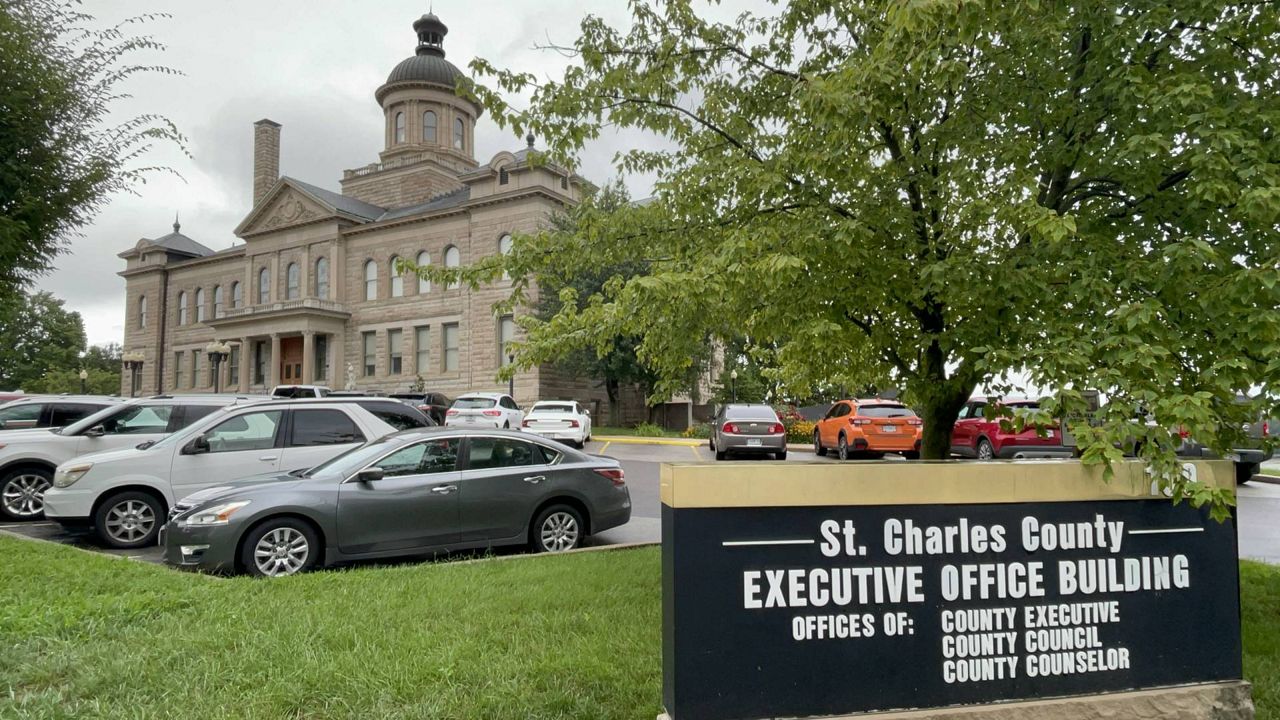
[3, 440, 1275, 567]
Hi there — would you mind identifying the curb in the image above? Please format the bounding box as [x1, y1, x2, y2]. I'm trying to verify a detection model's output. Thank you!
[593, 435, 703, 447]
[1252, 474, 1280, 485]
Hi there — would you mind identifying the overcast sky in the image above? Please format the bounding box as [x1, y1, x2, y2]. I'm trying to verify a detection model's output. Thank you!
[50, 1, 757, 345]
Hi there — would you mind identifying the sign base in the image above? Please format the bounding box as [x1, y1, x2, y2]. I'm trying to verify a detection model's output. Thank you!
[658, 681, 1253, 720]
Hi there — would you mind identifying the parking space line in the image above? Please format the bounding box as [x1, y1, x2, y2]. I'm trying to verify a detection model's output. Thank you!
[0, 522, 55, 529]
[690, 446, 702, 460]
[600, 441, 611, 454]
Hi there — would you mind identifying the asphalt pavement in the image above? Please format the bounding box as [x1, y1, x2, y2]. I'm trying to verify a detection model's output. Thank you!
[3, 440, 1275, 568]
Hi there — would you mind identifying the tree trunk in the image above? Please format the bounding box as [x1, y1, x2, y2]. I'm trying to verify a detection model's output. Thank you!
[913, 336, 973, 459]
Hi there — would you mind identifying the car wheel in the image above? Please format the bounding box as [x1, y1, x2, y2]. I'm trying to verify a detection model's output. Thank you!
[0, 467, 52, 521]
[531, 504, 583, 553]
[976, 438, 995, 460]
[838, 434, 850, 461]
[814, 430, 827, 457]
[776, 450, 788, 461]
[241, 518, 320, 577]
[715, 447, 727, 460]
[1237, 462, 1260, 485]
[94, 491, 164, 549]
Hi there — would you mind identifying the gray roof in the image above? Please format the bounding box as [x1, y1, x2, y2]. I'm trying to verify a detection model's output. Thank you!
[286, 177, 386, 221]
[385, 54, 464, 88]
[147, 229, 215, 257]
[377, 186, 471, 222]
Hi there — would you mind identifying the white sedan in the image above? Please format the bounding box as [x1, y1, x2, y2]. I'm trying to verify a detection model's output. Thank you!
[520, 401, 592, 448]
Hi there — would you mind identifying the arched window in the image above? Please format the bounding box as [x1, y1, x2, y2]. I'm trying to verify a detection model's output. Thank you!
[498, 166, 509, 185]
[177, 292, 188, 325]
[417, 251, 431, 293]
[231, 281, 242, 308]
[315, 257, 329, 299]
[453, 117, 464, 150]
[394, 111, 405, 143]
[364, 260, 378, 300]
[444, 246, 460, 290]
[498, 234, 513, 281]
[423, 110, 437, 142]
[138, 296, 147, 329]
[195, 288, 205, 322]
[286, 262, 300, 299]
[258, 268, 270, 304]
[213, 286, 224, 318]
[390, 256, 404, 297]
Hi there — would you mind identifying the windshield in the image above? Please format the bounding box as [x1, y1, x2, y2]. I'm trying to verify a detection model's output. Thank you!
[857, 405, 916, 418]
[532, 403, 575, 414]
[453, 397, 496, 410]
[58, 405, 127, 435]
[304, 436, 398, 478]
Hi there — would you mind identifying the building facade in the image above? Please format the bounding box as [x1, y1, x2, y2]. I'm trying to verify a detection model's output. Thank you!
[119, 13, 624, 415]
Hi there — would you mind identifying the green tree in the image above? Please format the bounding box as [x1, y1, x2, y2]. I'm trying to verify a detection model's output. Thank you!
[0, 0, 183, 292]
[461, 1, 1280, 512]
[0, 290, 87, 390]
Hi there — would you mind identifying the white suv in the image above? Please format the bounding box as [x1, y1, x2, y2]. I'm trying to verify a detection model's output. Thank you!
[0, 395, 243, 521]
[445, 392, 524, 429]
[43, 400, 398, 548]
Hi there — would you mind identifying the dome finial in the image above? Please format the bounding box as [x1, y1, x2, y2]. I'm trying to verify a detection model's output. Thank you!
[526, 132, 535, 148]
[413, 11, 448, 58]
[173, 212, 180, 234]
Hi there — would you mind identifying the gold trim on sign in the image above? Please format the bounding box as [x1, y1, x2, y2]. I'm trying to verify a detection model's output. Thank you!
[659, 460, 1234, 508]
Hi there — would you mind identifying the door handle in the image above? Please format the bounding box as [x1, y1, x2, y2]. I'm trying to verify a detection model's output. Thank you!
[523, 475, 545, 484]
[259, 455, 278, 462]
[431, 485, 457, 494]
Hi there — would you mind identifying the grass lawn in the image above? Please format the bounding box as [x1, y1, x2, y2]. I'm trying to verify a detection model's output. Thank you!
[592, 425, 684, 438]
[1, 536, 1277, 719]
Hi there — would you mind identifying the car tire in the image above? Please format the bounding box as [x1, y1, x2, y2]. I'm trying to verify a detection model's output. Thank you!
[776, 450, 788, 461]
[1237, 462, 1260, 486]
[814, 430, 827, 457]
[976, 438, 995, 460]
[241, 517, 320, 577]
[0, 466, 53, 521]
[715, 449, 727, 461]
[902, 451, 919, 460]
[531, 504, 584, 553]
[94, 490, 164, 549]
[838, 434, 850, 461]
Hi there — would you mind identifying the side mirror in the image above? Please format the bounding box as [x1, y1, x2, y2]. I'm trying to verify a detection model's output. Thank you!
[83, 425, 106, 438]
[135, 440, 156, 450]
[183, 435, 210, 455]
[355, 467, 384, 483]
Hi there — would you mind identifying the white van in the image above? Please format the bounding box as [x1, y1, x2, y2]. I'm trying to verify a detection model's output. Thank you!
[43, 399, 397, 548]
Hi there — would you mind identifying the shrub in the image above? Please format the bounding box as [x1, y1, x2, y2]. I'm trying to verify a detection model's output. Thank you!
[785, 420, 815, 444]
[633, 421, 666, 437]
[682, 423, 712, 439]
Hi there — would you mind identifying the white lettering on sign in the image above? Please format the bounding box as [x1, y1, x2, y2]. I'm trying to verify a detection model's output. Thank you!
[1022, 515, 1125, 554]
[743, 566, 926, 610]
[884, 518, 1007, 555]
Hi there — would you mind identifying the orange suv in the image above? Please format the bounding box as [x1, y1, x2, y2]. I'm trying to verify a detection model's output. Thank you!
[814, 400, 922, 460]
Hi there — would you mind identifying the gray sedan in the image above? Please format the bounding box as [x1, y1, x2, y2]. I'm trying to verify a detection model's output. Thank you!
[161, 428, 631, 576]
[709, 404, 787, 460]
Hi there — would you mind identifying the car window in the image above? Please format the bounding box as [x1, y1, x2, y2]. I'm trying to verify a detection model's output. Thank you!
[533, 403, 575, 414]
[726, 405, 776, 420]
[970, 402, 987, 419]
[831, 403, 851, 419]
[204, 410, 283, 453]
[178, 404, 222, 429]
[0, 403, 42, 428]
[454, 397, 496, 410]
[535, 444, 562, 465]
[51, 403, 105, 426]
[364, 404, 432, 430]
[467, 437, 536, 469]
[857, 404, 915, 418]
[101, 405, 173, 435]
[290, 409, 365, 446]
[375, 438, 461, 477]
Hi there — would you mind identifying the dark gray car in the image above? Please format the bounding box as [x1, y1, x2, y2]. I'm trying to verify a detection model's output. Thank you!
[161, 428, 631, 576]
[709, 404, 787, 461]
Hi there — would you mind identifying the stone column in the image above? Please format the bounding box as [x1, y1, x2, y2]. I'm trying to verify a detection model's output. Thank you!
[333, 332, 347, 390]
[239, 338, 251, 391]
[302, 331, 315, 385]
[270, 333, 282, 387]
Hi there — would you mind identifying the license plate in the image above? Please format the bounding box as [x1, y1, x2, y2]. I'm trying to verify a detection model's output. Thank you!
[882, 425, 898, 433]
[747, 438, 762, 446]
[464, 416, 475, 423]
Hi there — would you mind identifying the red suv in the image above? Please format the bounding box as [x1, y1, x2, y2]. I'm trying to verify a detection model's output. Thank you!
[950, 397, 1072, 459]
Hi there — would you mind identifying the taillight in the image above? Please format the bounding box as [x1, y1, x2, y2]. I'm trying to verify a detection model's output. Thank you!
[446, 409, 459, 416]
[568, 420, 580, 428]
[722, 422, 739, 434]
[906, 418, 922, 426]
[594, 468, 625, 486]
[850, 417, 871, 426]
[482, 409, 502, 417]
[1264, 421, 1270, 437]
[1178, 426, 1190, 439]
[769, 423, 784, 434]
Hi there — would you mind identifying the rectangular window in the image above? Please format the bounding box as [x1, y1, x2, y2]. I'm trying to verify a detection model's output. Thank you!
[315, 335, 328, 381]
[388, 329, 403, 375]
[253, 342, 266, 385]
[228, 346, 240, 387]
[192, 351, 202, 389]
[363, 332, 376, 377]
[414, 326, 429, 375]
[174, 352, 184, 389]
[499, 315, 515, 366]
[443, 323, 459, 372]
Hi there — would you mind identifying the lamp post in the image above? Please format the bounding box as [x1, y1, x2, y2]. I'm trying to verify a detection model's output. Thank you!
[78, 369, 88, 394]
[730, 369, 738, 403]
[122, 351, 145, 397]
[205, 341, 231, 394]
[507, 354, 515, 398]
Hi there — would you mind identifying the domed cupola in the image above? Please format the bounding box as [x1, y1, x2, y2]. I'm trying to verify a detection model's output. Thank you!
[374, 11, 482, 162]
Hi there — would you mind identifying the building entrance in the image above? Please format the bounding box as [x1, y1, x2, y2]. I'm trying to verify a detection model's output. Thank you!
[279, 336, 303, 383]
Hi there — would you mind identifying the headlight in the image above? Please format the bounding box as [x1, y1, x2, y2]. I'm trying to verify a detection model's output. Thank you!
[179, 500, 251, 527]
[53, 463, 93, 488]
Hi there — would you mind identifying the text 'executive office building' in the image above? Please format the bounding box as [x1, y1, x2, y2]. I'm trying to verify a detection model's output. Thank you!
[119, 13, 607, 411]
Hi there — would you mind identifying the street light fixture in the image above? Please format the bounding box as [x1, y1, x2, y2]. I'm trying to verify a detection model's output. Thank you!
[507, 354, 515, 398]
[121, 351, 145, 398]
[78, 369, 88, 394]
[730, 368, 738, 403]
[205, 341, 231, 394]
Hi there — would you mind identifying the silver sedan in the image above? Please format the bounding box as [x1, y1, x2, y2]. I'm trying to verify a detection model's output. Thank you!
[709, 404, 787, 460]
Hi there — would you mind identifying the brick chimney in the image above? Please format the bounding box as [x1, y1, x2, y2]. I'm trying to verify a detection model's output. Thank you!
[252, 119, 281, 207]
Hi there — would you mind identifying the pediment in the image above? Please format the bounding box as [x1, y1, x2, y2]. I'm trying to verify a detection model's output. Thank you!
[241, 188, 329, 235]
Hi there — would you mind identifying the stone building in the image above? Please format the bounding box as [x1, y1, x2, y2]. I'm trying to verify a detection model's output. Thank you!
[118, 12, 630, 417]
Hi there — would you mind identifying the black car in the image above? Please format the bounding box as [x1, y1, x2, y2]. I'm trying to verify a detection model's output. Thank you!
[389, 392, 452, 425]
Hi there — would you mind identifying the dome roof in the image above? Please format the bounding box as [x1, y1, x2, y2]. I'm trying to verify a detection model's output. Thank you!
[385, 53, 465, 88]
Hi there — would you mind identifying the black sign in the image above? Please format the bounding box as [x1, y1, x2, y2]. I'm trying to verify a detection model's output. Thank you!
[662, 499, 1241, 720]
